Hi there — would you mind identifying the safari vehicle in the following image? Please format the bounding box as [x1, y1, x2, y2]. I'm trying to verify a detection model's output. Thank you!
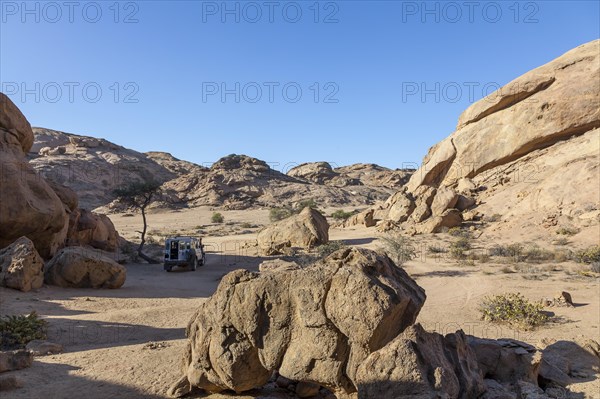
[163, 236, 205, 272]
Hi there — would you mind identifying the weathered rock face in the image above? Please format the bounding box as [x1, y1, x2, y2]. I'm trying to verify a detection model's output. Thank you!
[386, 191, 416, 223]
[355, 324, 485, 399]
[358, 41, 600, 238]
[408, 40, 600, 192]
[257, 207, 330, 255]
[170, 248, 427, 397]
[44, 247, 126, 288]
[343, 209, 375, 228]
[467, 337, 541, 385]
[0, 237, 44, 292]
[67, 209, 119, 252]
[287, 162, 339, 184]
[31, 131, 409, 211]
[0, 93, 69, 258]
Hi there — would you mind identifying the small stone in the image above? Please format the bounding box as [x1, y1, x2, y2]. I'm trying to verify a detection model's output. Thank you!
[275, 375, 292, 389]
[295, 381, 321, 398]
[0, 350, 33, 373]
[26, 340, 64, 356]
[0, 374, 24, 391]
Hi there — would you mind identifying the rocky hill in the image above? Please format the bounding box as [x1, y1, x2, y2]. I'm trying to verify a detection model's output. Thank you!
[28, 129, 411, 211]
[0, 94, 120, 261]
[352, 39, 599, 242]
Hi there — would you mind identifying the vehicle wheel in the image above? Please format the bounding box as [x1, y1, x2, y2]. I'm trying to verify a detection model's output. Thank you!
[199, 253, 206, 266]
[164, 264, 172, 272]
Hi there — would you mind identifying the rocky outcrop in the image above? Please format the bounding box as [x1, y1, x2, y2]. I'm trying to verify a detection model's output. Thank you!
[467, 337, 541, 385]
[31, 131, 411, 211]
[257, 207, 330, 255]
[0, 94, 69, 258]
[169, 248, 426, 398]
[342, 209, 376, 228]
[288, 162, 340, 184]
[67, 209, 119, 252]
[351, 40, 600, 237]
[355, 324, 485, 399]
[29, 128, 193, 210]
[408, 40, 599, 192]
[0, 237, 44, 292]
[44, 247, 126, 288]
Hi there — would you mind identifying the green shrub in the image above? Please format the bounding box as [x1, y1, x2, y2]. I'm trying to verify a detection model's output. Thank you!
[450, 237, 471, 260]
[296, 199, 318, 211]
[0, 312, 47, 350]
[489, 243, 524, 262]
[316, 241, 348, 258]
[269, 207, 293, 222]
[556, 226, 579, 236]
[330, 210, 356, 221]
[523, 246, 555, 263]
[211, 212, 224, 224]
[240, 222, 253, 229]
[379, 234, 416, 266]
[479, 293, 548, 329]
[575, 245, 600, 264]
[448, 227, 471, 238]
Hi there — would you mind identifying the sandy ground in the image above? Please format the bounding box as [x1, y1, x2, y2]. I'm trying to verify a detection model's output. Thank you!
[1, 207, 599, 398]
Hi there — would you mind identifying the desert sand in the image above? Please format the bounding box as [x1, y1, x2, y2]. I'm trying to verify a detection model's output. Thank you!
[2, 206, 598, 398]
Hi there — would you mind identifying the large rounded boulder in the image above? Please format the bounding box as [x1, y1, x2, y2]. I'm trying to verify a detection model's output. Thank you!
[0, 236, 44, 292]
[44, 247, 126, 289]
[169, 248, 426, 398]
[257, 207, 329, 255]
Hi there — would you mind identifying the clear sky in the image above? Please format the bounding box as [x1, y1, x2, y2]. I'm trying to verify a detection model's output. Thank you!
[1, 1, 598, 170]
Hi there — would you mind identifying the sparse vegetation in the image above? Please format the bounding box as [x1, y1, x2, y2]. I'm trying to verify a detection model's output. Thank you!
[112, 180, 162, 264]
[450, 237, 471, 260]
[485, 213, 502, 222]
[523, 245, 555, 263]
[590, 262, 600, 273]
[427, 245, 447, 254]
[556, 226, 579, 236]
[330, 210, 356, 221]
[553, 237, 570, 246]
[575, 245, 600, 264]
[211, 212, 225, 224]
[379, 234, 416, 266]
[240, 222, 253, 229]
[489, 243, 524, 262]
[489, 243, 573, 264]
[448, 227, 471, 238]
[316, 241, 348, 258]
[0, 312, 47, 350]
[269, 207, 293, 222]
[296, 199, 318, 211]
[479, 293, 549, 329]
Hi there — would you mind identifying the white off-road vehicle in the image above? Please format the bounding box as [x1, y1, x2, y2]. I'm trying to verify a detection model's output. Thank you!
[163, 236, 206, 272]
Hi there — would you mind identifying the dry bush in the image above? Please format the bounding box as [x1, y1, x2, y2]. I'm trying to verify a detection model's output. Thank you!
[379, 234, 416, 266]
[480, 293, 549, 330]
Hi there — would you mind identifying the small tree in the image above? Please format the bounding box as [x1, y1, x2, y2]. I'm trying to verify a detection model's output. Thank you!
[113, 180, 162, 264]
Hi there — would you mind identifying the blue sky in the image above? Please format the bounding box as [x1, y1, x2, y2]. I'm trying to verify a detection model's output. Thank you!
[1, 1, 598, 170]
